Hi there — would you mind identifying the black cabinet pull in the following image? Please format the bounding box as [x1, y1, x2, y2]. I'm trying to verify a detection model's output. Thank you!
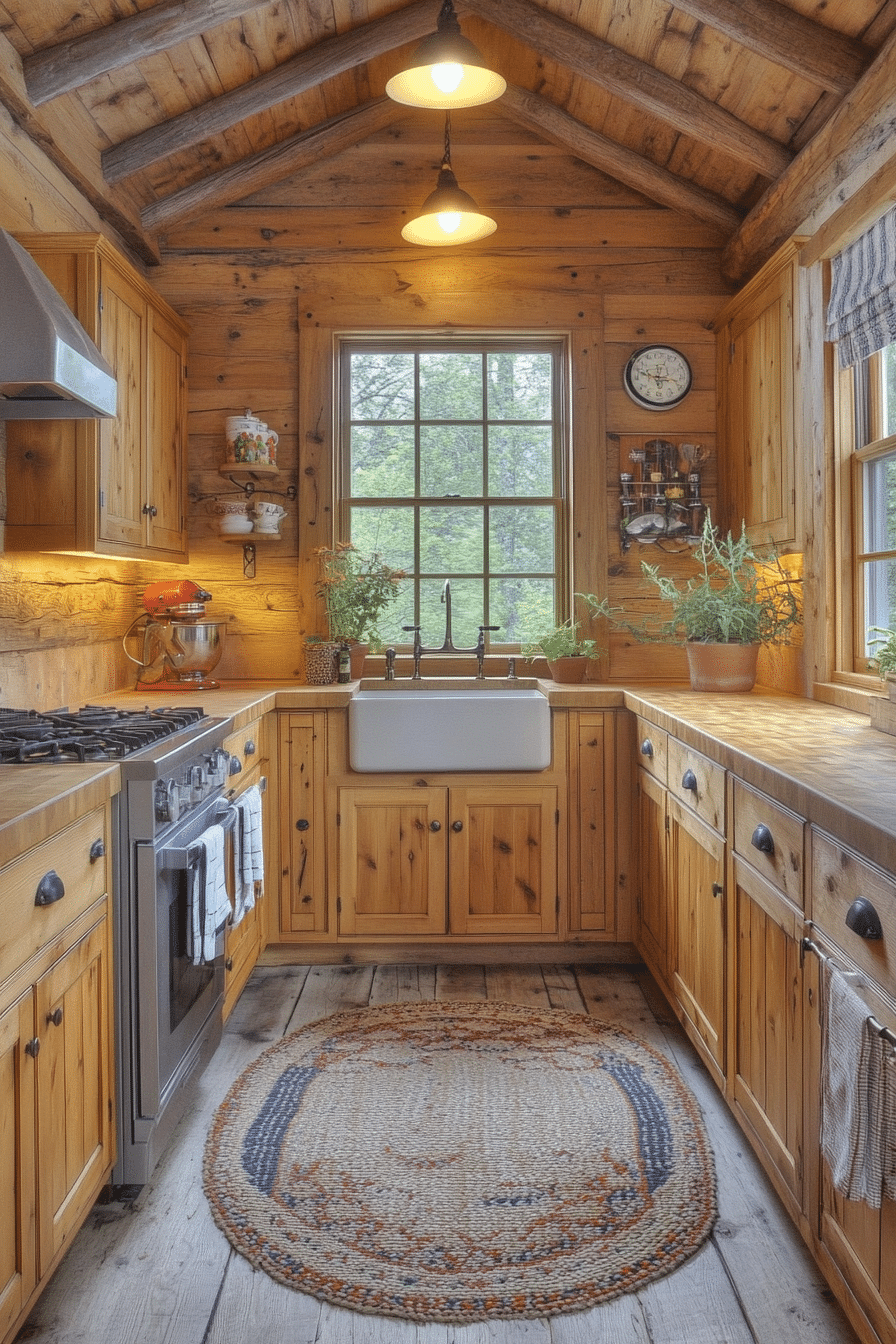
[48, 1007, 63, 1027]
[845, 896, 883, 941]
[640, 739, 654, 758]
[35, 870, 65, 907]
[244, 739, 256, 756]
[682, 769, 698, 792]
[452, 820, 464, 833]
[711, 882, 724, 899]
[25, 1038, 40, 1058]
[295, 819, 310, 831]
[89, 838, 105, 863]
[750, 823, 775, 855]
[430, 820, 441, 832]
[225, 957, 234, 971]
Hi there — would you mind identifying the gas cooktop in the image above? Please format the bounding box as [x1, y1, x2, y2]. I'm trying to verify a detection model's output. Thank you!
[0, 704, 207, 763]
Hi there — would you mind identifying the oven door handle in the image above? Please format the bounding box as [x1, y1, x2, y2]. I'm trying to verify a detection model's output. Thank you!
[161, 805, 236, 869]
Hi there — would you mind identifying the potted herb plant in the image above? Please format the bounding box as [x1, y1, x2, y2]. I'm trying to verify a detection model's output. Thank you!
[868, 627, 896, 683]
[637, 513, 802, 692]
[313, 543, 405, 680]
[521, 594, 611, 683]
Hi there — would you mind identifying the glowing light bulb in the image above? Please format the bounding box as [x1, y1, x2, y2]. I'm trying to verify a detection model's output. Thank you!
[437, 212, 462, 234]
[431, 62, 464, 94]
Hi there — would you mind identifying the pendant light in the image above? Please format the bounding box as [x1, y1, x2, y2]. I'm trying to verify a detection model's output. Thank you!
[386, 0, 506, 110]
[402, 113, 496, 246]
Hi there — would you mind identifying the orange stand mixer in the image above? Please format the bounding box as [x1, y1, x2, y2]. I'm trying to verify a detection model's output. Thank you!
[123, 579, 227, 690]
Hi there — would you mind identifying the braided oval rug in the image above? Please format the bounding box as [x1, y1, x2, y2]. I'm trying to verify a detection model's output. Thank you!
[204, 1000, 716, 1323]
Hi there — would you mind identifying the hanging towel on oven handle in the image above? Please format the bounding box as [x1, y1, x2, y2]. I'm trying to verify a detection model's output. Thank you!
[232, 785, 264, 927]
[188, 822, 230, 966]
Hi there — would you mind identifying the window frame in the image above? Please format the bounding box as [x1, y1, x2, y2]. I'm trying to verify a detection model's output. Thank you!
[334, 332, 572, 651]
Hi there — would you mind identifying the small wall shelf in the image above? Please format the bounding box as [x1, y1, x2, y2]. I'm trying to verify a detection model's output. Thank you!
[220, 531, 282, 578]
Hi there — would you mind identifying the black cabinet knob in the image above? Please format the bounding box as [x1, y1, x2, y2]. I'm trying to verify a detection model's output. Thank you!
[295, 819, 310, 831]
[89, 838, 106, 863]
[25, 1038, 40, 1058]
[711, 882, 724, 899]
[430, 820, 441, 832]
[48, 1007, 63, 1027]
[35, 870, 65, 907]
[682, 769, 698, 792]
[751, 824, 775, 855]
[845, 896, 883, 941]
[452, 820, 464, 833]
[640, 739, 654, 758]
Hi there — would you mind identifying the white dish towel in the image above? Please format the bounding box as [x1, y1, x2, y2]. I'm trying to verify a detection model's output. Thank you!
[821, 962, 893, 1208]
[232, 785, 264, 927]
[189, 823, 230, 966]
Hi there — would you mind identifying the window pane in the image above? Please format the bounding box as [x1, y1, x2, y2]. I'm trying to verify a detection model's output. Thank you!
[350, 351, 415, 420]
[350, 424, 415, 497]
[491, 577, 555, 643]
[489, 426, 553, 496]
[420, 577, 484, 648]
[490, 505, 555, 573]
[488, 351, 553, 420]
[863, 557, 896, 642]
[863, 450, 896, 552]
[420, 352, 482, 420]
[420, 425, 483, 496]
[420, 506, 484, 574]
[350, 506, 416, 574]
[884, 342, 896, 438]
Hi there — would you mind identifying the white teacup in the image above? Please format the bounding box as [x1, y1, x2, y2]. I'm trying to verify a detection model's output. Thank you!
[254, 501, 286, 532]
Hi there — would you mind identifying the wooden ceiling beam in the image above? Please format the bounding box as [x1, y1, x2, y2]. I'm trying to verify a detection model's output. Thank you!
[102, 0, 436, 184]
[463, 0, 791, 180]
[23, 0, 273, 106]
[722, 29, 896, 283]
[141, 98, 397, 233]
[500, 85, 742, 236]
[669, 0, 870, 96]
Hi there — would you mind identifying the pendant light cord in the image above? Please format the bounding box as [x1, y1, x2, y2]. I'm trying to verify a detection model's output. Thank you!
[443, 111, 452, 170]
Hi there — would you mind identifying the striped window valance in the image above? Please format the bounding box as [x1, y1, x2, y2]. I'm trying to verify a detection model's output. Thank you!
[826, 204, 896, 369]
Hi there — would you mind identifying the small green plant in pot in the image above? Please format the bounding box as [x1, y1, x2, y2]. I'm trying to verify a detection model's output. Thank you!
[868, 627, 896, 683]
[637, 513, 802, 692]
[313, 543, 405, 679]
[521, 594, 611, 683]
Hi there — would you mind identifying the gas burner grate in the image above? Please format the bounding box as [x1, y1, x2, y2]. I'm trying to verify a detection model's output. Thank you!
[0, 705, 207, 762]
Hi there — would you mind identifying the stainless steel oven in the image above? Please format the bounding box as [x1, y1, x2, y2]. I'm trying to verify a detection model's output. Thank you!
[0, 704, 238, 1188]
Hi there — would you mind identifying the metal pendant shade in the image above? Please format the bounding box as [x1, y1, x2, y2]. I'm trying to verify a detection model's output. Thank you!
[386, 0, 506, 110]
[402, 115, 497, 246]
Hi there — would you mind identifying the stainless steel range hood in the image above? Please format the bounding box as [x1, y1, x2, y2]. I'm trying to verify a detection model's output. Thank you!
[0, 229, 117, 419]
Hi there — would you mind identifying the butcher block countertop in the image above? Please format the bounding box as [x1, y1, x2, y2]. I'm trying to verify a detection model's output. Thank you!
[0, 679, 894, 876]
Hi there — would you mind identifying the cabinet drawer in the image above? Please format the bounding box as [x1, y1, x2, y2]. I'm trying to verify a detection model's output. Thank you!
[811, 831, 896, 989]
[224, 715, 267, 774]
[634, 716, 667, 786]
[0, 806, 109, 987]
[732, 780, 805, 908]
[667, 738, 725, 834]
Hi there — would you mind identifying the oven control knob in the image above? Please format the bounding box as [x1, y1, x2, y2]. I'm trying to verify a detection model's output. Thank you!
[155, 778, 180, 825]
[190, 764, 207, 803]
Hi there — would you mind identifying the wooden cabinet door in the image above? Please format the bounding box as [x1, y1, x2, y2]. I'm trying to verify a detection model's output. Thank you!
[569, 713, 616, 934]
[278, 713, 328, 936]
[337, 787, 448, 937]
[669, 795, 726, 1086]
[145, 305, 187, 556]
[636, 768, 669, 988]
[448, 786, 558, 936]
[717, 242, 798, 546]
[0, 991, 36, 1344]
[35, 918, 114, 1276]
[730, 856, 803, 1212]
[97, 258, 146, 551]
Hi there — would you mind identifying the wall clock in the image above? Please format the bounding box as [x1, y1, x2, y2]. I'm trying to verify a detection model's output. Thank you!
[624, 345, 692, 410]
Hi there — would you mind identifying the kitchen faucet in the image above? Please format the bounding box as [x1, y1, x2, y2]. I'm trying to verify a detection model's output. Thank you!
[402, 580, 499, 678]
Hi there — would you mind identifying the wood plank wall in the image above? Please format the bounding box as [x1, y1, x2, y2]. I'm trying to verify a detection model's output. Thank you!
[0, 102, 758, 702]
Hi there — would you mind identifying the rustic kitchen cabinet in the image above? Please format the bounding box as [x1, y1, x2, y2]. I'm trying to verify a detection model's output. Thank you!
[728, 780, 806, 1220]
[5, 233, 188, 561]
[567, 711, 631, 940]
[714, 237, 805, 548]
[277, 711, 328, 939]
[804, 831, 896, 1344]
[222, 714, 271, 1019]
[0, 804, 114, 1344]
[634, 718, 670, 988]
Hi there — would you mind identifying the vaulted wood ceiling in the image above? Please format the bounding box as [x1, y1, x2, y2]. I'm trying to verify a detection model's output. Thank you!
[0, 0, 894, 282]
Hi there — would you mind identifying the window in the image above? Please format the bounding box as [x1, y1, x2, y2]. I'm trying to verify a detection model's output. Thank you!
[337, 337, 568, 649]
[851, 341, 896, 668]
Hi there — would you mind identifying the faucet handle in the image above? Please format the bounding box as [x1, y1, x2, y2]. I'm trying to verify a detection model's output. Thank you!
[384, 647, 395, 681]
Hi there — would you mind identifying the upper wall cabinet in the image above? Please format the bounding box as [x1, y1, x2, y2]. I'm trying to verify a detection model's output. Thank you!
[5, 234, 188, 562]
[714, 239, 806, 549]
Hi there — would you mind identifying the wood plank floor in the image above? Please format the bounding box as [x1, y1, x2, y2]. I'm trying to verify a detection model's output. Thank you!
[20, 963, 860, 1344]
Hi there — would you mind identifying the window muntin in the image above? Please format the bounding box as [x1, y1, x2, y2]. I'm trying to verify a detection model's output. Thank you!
[852, 341, 896, 666]
[339, 339, 567, 649]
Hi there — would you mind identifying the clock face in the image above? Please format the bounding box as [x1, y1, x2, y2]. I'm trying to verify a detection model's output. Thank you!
[624, 345, 692, 409]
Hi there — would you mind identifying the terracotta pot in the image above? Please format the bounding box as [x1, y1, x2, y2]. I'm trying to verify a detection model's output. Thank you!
[304, 641, 339, 685]
[547, 655, 589, 684]
[686, 641, 759, 693]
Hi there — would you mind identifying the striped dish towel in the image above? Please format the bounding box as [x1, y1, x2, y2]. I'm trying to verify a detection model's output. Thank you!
[232, 785, 264, 926]
[189, 824, 229, 966]
[821, 963, 887, 1207]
